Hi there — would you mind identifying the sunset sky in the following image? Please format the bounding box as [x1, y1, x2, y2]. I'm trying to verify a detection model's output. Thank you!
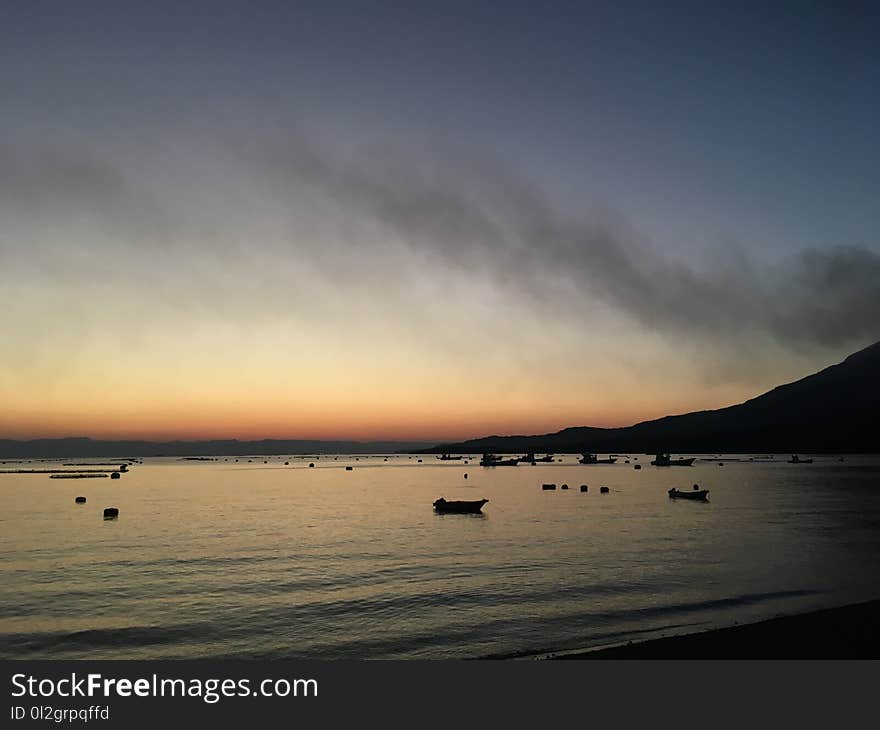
[2, 1, 878, 442]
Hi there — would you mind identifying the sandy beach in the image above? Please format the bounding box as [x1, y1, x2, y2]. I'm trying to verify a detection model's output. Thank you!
[555, 599, 880, 659]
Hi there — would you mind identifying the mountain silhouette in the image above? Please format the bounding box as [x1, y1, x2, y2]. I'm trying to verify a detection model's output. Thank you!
[424, 340, 880, 454]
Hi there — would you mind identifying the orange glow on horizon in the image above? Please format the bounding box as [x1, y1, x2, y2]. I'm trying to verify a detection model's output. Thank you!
[0, 389, 750, 443]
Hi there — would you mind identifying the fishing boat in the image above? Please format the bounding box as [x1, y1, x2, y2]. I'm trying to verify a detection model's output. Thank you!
[788, 455, 813, 464]
[433, 497, 488, 514]
[651, 453, 696, 467]
[519, 453, 554, 463]
[579, 453, 617, 464]
[479, 453, 519, 466]
[438, 454, 464, 461]
[668, 486, 709, 501]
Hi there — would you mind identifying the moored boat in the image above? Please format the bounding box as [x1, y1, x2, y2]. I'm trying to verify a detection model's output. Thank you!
[651, 453, 696, 467]
[480, 453, 519, 466]
[668, 486, 709, 501]
[433, 497, 488, 514]
[438, 454, 464, 461]
[788, 455, 813, 464]
[579, 453, 617, 464]
[519, 453, 555, 463]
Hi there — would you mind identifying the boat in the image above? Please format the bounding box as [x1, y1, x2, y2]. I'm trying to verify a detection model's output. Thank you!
[519, 453, 555, 463]
[651, 453, 696, 467]
[578, 453, 617, 464]
[433, 497, 488, 514]
[668, 486, 709, 501]
[438, 454, 464, 461]
[479, 453, 519, 466]
[788, 455, 813, 464]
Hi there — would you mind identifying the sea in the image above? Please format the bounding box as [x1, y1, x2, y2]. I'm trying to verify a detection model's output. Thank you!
[2, 454, 879, 659]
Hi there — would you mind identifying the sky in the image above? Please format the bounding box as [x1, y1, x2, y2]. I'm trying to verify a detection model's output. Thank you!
[1, 1, 878, 442]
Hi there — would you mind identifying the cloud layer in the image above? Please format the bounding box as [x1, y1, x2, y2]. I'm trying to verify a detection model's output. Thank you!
[2, 133, 877, 439]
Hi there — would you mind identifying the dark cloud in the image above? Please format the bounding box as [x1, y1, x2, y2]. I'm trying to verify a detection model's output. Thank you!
[252, 138, 880, 351]
[3, 137, 877, 356]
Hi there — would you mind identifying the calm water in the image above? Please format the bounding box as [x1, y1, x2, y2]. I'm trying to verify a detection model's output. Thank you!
[2, 454, 879, 659]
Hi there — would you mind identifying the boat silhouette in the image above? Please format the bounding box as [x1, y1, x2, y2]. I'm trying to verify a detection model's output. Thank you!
[433, 497, 488, 514]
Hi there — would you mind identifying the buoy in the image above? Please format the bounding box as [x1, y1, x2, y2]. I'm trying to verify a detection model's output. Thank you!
[580, 485, 588, 492]
[542, 483, 556, 490]
[600, 486, 610, 493]
[75, 496, 86, 504]
[110, 472, 121, 479]
[561, 484, 569, 490]
[464, 473, 468, 479]
[284, 462, 289, 466]
[634, 464, 642, 470]
[718, 462, 724, 466]
[418, 459, 422, 462]
[103, 507, 119, 519]
[309, 463, 315, 468]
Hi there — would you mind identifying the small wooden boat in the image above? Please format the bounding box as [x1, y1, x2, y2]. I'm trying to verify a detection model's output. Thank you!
[542, 483, 556, 490]
[668, 487, 709, 501]
[110, 471, 121, 479]
[438, 454, 464, 461]
[103, 507, 119, 519]
[788, 455, 813, 464]
[579, 454, 617, 464]
[433, 497, 488, 514]
[651, 453, 696, 467]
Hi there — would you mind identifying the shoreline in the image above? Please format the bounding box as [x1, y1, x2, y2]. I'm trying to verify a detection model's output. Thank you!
[549, 599, 880, 659]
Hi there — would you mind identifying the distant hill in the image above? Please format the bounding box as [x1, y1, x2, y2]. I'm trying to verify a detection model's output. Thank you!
[0, 438, 433, 459]
[422, 340, 880, 455]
